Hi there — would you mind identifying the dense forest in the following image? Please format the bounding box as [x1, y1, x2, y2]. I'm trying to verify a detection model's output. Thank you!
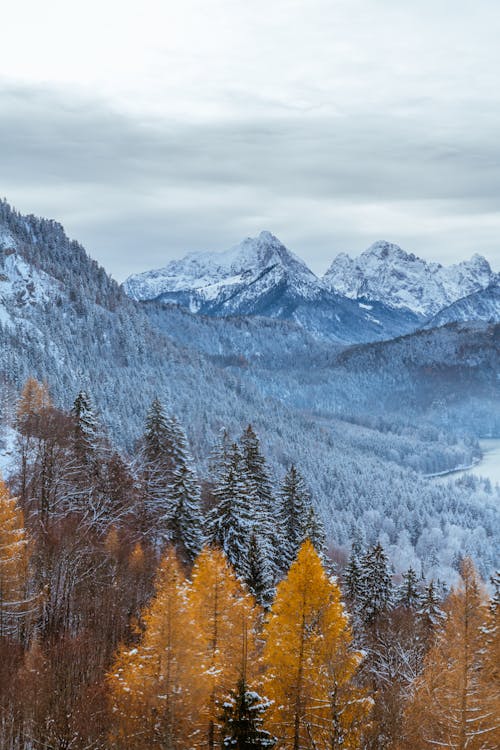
[1, 378, 498, 750]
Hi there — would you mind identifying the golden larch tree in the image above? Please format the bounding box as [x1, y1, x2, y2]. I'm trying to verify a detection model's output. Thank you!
[0, 478, 32, 638]
[187, 545, 261, 750]
[108, 546, 197, 750]
[401, 557, 499, 750]
[263, 539, 371, 750]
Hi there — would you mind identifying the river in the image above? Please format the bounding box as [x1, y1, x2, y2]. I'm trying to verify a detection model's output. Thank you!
[433, 438, 500, 485]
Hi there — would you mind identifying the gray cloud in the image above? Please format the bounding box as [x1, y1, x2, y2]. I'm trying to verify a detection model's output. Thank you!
[1, 82, 499, 279]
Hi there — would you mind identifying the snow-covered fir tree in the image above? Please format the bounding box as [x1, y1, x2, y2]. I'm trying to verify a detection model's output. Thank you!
[245, 531, 274, 607]
[278, 464, 308, 570]
[207, 443, 251, 578]
[418, 579, 445, 635]
[220, 677, 276, 750]
[167, 462, 204, 564]
[71, 390, 102, 464]
[344, 542, 363, 602]
[397, 567, 421, 609]
[359, 542, 393, 624]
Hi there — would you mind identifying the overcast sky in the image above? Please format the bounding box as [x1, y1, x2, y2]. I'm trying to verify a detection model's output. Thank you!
[1, 0, 500, 280]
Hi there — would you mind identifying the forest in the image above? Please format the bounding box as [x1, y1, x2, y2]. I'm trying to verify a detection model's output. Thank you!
[0, 377, 498, 750]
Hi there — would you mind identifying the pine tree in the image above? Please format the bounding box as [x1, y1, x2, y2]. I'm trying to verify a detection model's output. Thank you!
[167, 462, 204, 564]
[143, 397, 171, 464]
[263, 540, 371, 750]
[397, 567, 421, 609]
[187, 547, 260, 750]
[402, 558, 499, 750]
[207, 444, 251, 578]
[220, 677, 276, 750]
[359, 542, 393, 625]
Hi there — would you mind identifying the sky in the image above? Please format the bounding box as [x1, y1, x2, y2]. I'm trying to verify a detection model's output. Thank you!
[1, 0, 500, 280]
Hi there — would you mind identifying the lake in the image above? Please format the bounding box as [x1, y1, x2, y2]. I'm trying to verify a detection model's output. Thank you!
[433, 438, 500, 485]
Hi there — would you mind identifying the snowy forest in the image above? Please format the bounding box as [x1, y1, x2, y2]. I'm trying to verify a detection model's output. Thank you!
[0, 377, 499, 749]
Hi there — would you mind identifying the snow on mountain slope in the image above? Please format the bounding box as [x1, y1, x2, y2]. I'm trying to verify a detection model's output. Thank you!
[424, 284, 500, 328]
[323, 240, 498, 316]
[124, 231, 320, 308]
[124, 232, 422, 343]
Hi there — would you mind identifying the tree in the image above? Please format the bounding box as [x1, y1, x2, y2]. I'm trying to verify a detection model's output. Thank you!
[397, 568, 420, 609]
[187, 547, 260, 750]
[402, 558, 499, 750]
[344, 543, 363, 603]
[206, 444, 251, 577]
[245, 531, 274, 607]
[278, 465, 308, 570]
[417, 579, 445, 639]
[167, 462, 204, 564]
[302, 504, 327, 558]
[108, 547, 197, 749]
[71, 390, 102, 465]
[263, 540, 371, 750]
[220, 677, 276, 750]
[359, 543, 393, 625]
[0, 479, 36, 639]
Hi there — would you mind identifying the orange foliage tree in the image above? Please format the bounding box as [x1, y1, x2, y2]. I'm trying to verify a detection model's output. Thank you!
[263, 540, 371, 750]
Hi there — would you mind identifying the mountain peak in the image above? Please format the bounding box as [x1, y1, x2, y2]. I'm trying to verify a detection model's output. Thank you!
[323, 242, 497, 316]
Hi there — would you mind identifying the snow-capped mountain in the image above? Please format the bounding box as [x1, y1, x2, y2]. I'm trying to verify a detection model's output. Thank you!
[124, 232, 421, 344]
[424, 284, 500, 329]
[323, 240, 498, 317]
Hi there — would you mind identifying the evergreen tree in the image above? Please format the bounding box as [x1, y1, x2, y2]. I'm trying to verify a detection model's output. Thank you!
[143, 397, 171, 464]
[302, 503, 327, 558]
[344, 543, 363, 602]
[220, 677, 276, 750]
[359, 542, 393, 625]
[418, 579, 445, 637]
[207, 444, 251, 578]
[245, 531, 273, 608]
[71, 390, 101, 464]
[398, 567, 421, 609]
[167, 462, 204, 564]
[239, 425, 278, 578]
[278, 465, 308, 570]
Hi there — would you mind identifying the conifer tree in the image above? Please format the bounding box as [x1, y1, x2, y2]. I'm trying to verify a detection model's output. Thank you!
[263, 540, 371, 750]
[397, 567, 420, 609]
[417, 579, 445, 638]
[403, 558, 499, 750]
[344, 543, 363, 603]
[71, 390, 101, 464]
[245, 531, 273, 607]
[207, 444, 251, 578]
[167, 462, 204, 564]
[187, 547, 260, 750]
[302, 504, 327, 557]
[278, 465, 308, 570]
[0, 479, 36, 639]
[108, 547, 197, 750]
[143, 397, 171, 464]
[240, 425, 278, 578]
[219, 677, 276, 750]
[359, 542, 393, 625]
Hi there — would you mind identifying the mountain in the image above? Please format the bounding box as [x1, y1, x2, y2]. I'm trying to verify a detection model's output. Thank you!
[0, 200, 498, 581]
[424, 285, 500, 329]
[124, 232, 421, 344]
[323, 240, 498, 317]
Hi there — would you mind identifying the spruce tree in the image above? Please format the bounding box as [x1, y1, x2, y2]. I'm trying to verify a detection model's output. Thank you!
[359, 542, 393, 625]
[207, 444, 251, 578]
[302, 504, 327, 558]
[418, 579, 445, 636]
[167, 462, 204, 564]
[344, 543, 363, 602]
[71, 390, 101, 464]
[220, 677, 276, 750]
[245, 531, 273, 608]
[278, 465, 308, 570]
[143, 397, 170, 463]
[398, 567, 421, 609]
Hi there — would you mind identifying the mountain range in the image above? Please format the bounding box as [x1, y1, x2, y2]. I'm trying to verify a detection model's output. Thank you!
[0, 199, 498, 581]
[124, 232, 499, 343]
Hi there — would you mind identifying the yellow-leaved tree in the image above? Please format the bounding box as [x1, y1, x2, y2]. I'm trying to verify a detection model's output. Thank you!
[401, 558, 499, 750]
[0, 478, 33, 638]
[108, 546, 197, 750]
[187, 546, 261, 750]
[263, 539, 371, 750]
